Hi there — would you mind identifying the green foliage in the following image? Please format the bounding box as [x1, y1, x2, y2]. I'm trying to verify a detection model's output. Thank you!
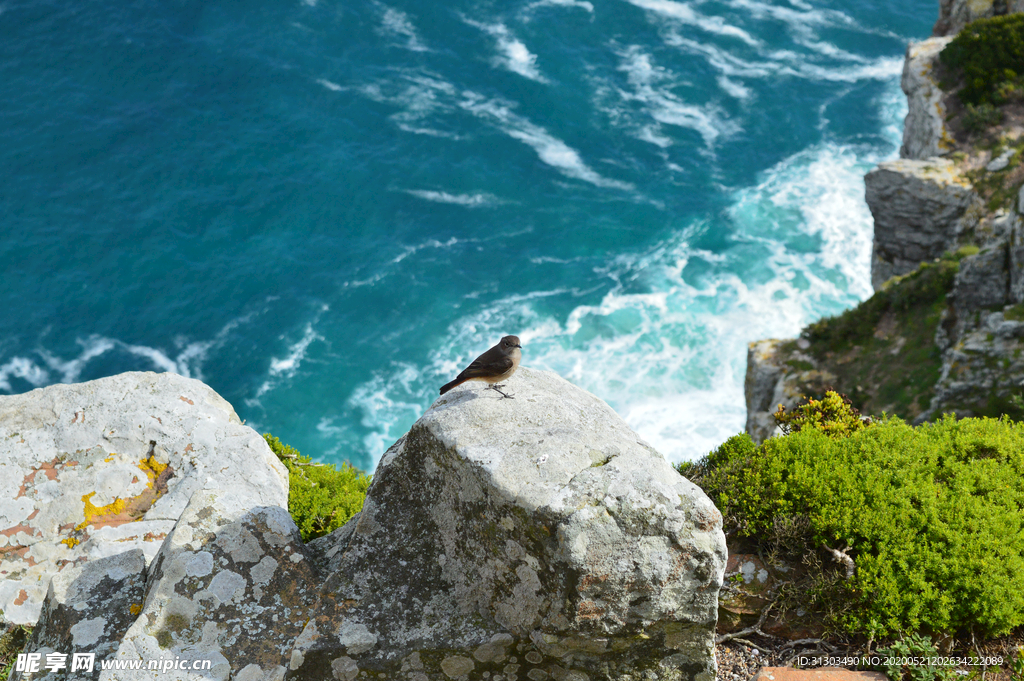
[961, 103, 1004, 134]
[0, 624, 31, 679]
[1010, 647, 1024, 681]
[693, 416, 1024, 637]
[773, 391, 871, 439]
[805, 255, 959, 354]
[876, 634, 958, 681]
[264, 434, 371, 542]
[940, 14, 1024, 107]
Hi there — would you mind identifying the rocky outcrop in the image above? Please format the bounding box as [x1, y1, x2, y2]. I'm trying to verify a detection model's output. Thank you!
[14, 368, 725, 680]
[0, 372, 288, 627]
[295, 366, 726, 681]
[934, 0, 1024, 36]
[865, 158, 978, 290]
[744, 341, 834, 444]
[9, 550, 148, 681]
[899, 37, 956, 160]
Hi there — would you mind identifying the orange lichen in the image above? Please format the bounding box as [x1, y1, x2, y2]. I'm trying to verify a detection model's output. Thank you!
[130, 603, 142, 615]
[61, 537, 79, 549]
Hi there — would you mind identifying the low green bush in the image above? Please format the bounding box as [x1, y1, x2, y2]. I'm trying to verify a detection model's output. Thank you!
[875, 633, 958, 681]
[805, 254, 959, 354]
[264, 434, 371, 542]
[773, 391, 871, 438]
[683, 411, 1024, 637]
[940, 14, 1024, 107]
[961, 102, 1004, 134]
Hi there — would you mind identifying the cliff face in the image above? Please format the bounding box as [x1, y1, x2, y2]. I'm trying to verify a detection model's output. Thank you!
[745, 3, 1024, 440]
[934, 0, 1024, 36]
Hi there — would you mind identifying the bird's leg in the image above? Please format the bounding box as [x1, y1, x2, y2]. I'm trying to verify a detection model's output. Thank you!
[488, 384, 514, 399]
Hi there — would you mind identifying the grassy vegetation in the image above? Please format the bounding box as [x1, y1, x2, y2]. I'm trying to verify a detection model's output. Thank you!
[940, 14, 1024, 108]
[799, 253, 964, 420]
[680, 394, 1024, 638]
[0, 625, 31, 679]
[264, 434, 371, 542]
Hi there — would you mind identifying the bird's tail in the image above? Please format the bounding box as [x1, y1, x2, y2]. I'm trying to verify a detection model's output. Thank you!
[439, 377, 466, 395]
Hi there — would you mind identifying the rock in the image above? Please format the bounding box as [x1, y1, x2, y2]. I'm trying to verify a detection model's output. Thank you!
[15, 368, 725, 680]
[1010, 213, 1024, 303]
[744, 341, 834, 444]
[919, 309, 1024, 422]
[865, 158, 977, 290]
[934, 0, 1024, 36]
[101, 496, 317, 681]
[986, 148, 1018, 172]
[10, 550, 147, 681]
[753, 669, 886, 681]
[717, 554, 774, 634]
[899, 37, 956, 160]
[0, 372, 288, 626]
[951, 245, 1009, 322]
[300, 366, 726, 681]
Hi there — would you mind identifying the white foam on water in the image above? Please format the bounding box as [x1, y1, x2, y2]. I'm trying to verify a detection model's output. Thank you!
[523, 0, 595, 16]
[459, 92, 635, 190]
[0, 356, 51, 392]
[377, 5, 430, 52]
[344, 78, 907, 468]
[622, 0, 760, 46]
[462, 18, 548, 83]
[391, 236, 463, 264]
[0, 309, 271, 394]
[317, 79, 345, 92]
[251, 304, 330, 402]
[613, 46, 739, 146]
[358, 72, 462, 138]
[403, 190, 503, 207]
[662, 31, 904, 85]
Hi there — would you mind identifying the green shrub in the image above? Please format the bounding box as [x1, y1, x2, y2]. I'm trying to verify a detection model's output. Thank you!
[773, 391, 871, 439]
[0, 625, 31, 679]
[940, 14, 1024, 106]
[805, 255, 959, 354]
[264, 434, 371, 542]
[693, 415, 1024, 637]
[961, 102, 1004, 134]
[876, 633, 958, 681]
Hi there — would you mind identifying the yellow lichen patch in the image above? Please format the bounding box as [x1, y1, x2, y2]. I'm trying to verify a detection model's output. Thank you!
[138, 456, 168, 490]
[82, 492, 128, 523]
[61, 537, 79, 549]
[130, 603, 142, 616]
[103, 455, 116, 463]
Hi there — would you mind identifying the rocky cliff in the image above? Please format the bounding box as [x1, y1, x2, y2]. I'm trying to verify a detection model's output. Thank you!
[745, 0, 1024, 440]
[3, 369, 725, 680]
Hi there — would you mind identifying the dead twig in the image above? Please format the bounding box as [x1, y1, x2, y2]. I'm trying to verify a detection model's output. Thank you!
[823, 544, 856, 580]
[716, 598, 776, 645]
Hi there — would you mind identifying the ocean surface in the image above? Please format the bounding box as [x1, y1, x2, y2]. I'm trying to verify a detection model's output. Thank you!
[0, 0, 937, 470]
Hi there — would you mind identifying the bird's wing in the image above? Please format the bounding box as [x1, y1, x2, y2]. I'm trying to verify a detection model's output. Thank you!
[456, 350, 514, 381]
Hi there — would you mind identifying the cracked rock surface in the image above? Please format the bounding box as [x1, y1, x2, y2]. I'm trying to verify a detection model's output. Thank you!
[0, 372, 288, 627]
[298, 366, 726, 681]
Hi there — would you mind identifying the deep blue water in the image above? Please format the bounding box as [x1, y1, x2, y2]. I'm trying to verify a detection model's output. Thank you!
[0, 0, 936, 469]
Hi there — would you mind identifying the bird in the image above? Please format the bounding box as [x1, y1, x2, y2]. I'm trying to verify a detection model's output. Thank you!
[439, 335, 522, 399]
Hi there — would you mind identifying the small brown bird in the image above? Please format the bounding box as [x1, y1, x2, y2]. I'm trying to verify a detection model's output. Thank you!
[439, 335, 522, 398]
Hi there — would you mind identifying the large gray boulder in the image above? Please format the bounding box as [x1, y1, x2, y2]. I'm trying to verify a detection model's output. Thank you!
[866, 158, 978, 290]
[296, 366, 726, 681]
[0, 372, 288, 627]
[899, 37, 955, 160]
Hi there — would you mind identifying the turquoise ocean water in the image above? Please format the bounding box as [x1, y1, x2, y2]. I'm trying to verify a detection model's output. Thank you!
[0, 0, 936, 470]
